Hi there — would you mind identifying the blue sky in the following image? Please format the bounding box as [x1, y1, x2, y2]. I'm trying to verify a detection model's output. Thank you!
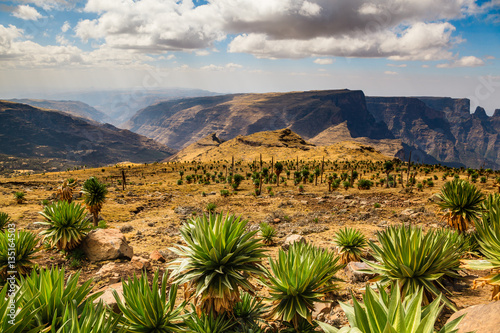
[0, 0, 499, 113]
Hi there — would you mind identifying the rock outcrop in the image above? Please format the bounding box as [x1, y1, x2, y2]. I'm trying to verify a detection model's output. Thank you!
[81, 229, 134, 262]
[446, 301, 500, 333]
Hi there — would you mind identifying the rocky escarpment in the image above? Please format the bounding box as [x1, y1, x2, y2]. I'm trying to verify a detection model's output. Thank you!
[125, 89, 393, 150]
[0, 101, 176, 168]
[366, 97, 500, 168]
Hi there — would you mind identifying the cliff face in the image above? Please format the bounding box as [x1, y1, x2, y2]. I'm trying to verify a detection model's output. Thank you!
[0, 101, 176, 167]
[125, 89, 393, 150]
[366, 96, 500, 168]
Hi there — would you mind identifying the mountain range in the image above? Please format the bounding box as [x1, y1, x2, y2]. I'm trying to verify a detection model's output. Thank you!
[127, 89, 497, 167]
[0, 100, 175, 172]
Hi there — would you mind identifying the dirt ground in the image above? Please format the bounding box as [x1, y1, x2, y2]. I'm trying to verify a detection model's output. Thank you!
[1, 161, 498, 327]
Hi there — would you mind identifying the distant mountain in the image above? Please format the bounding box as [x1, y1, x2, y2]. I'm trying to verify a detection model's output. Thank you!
[41, 88, 219, 125]
[125, 89, 392, 150]
[166, 128, 391, 163]
[8, 99, 110, 123]
[366, 96, 500, 168]
[0, 100, 176, 171]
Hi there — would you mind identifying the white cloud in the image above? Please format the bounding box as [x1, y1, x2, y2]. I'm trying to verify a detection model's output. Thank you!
[12, 5, 43, 21]
[61, 21, 71, 33]
[0, 24, 153, 69]
[437, 55, 485, 68]
[70, 0, 477, 62]
[201, 63, 243, 71]
[384, 71, 398, 75]
[196, 50, 210, 56]
[313, 58, 333, 65]
[387, 63, 407, 67]
[228, 22, 456, 61]
[299, 1, 322, 17]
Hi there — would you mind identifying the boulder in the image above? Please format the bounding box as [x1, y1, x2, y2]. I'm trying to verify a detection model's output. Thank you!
[446, 301, 500, 333]
[345, 261, 375, 283]
[282, 234, 306, 250]
[81, 229, 133, 262]
[94, 282, 124, 313]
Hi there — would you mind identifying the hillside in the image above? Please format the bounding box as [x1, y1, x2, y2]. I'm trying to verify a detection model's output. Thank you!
[366, 97, 500, 168]
[0, 101, 176, 172]
[125, 89, 393, 150]
[166, 128, 391, 163]
[8, 98, 111, 123]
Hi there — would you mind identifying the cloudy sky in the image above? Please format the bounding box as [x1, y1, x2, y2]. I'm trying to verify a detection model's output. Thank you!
[0, 0, 499, 113]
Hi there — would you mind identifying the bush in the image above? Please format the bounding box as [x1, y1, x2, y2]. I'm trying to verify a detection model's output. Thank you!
[169, 213, 267, 315]
[177, 179, 183, 185]
[356, 179, 373, 190]
[0, 230, 39, 280]
[0, 212, 11, 231]
[206, 202, 217, 213]
[259, 222, 276, 245]
[220, 189, 230, 197]
[265, 242, 342, 328]
[17, 268, 98, 330]
[365, 226, 462, 309]
[37, 201, 93, 251]
[114, 271, 185, 332]
[318, 285, 466, 333]
[333, 227, 367, 264]
[14, 192, 25, 204]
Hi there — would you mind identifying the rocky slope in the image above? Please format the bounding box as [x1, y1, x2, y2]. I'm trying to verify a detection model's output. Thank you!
[0, 101, 176, 170]
[366, 97, 500, 168]
[166, 128, 390, 163]
[8, 99, 111, 123]
[125, 90, 393, 150]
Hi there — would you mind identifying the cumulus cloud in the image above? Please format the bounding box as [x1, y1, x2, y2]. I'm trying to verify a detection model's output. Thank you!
[384, 71, 398, 75]
[196, 50, 210, 56]
[12, 5, 43, 20]
[436, 55, 485, 68]
[0, 24, 152, 69]
[61, 21, 70, 33]
[313, 58, 333, 64]
[387, 63, 407, 67]
[228, 22, 456, 60]
[70, 0, 477, 62]
[75, 0, 225, 52]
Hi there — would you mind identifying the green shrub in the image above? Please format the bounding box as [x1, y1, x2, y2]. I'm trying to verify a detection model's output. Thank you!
[17, 268, 98, 330]
[169, 213, 267, 315]
[206, 202, 217, 213]
[365, 226, 462, 310]
[114, 271, 185, 332]
[37, 201, 92, 251]
[259, 222, 277, 245]
[265, 242, 342, 328]
[333, 227, 366, 264]
[318, 285, 466, 333]
[356, 179, 373, 190]
[0, 212, 11, 231]
[0, 230, 39, 280]
[14, 192, 25, 204]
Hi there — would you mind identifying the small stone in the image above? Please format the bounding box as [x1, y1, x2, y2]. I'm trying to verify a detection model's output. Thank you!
[150, 250, 166, 262]
[282, 234, 306, 250]
[273, 218, 281, 223]
[130, 256, 150, 270]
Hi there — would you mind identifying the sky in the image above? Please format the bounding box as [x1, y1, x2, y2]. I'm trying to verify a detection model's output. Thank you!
[0, 0, 499, 113]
